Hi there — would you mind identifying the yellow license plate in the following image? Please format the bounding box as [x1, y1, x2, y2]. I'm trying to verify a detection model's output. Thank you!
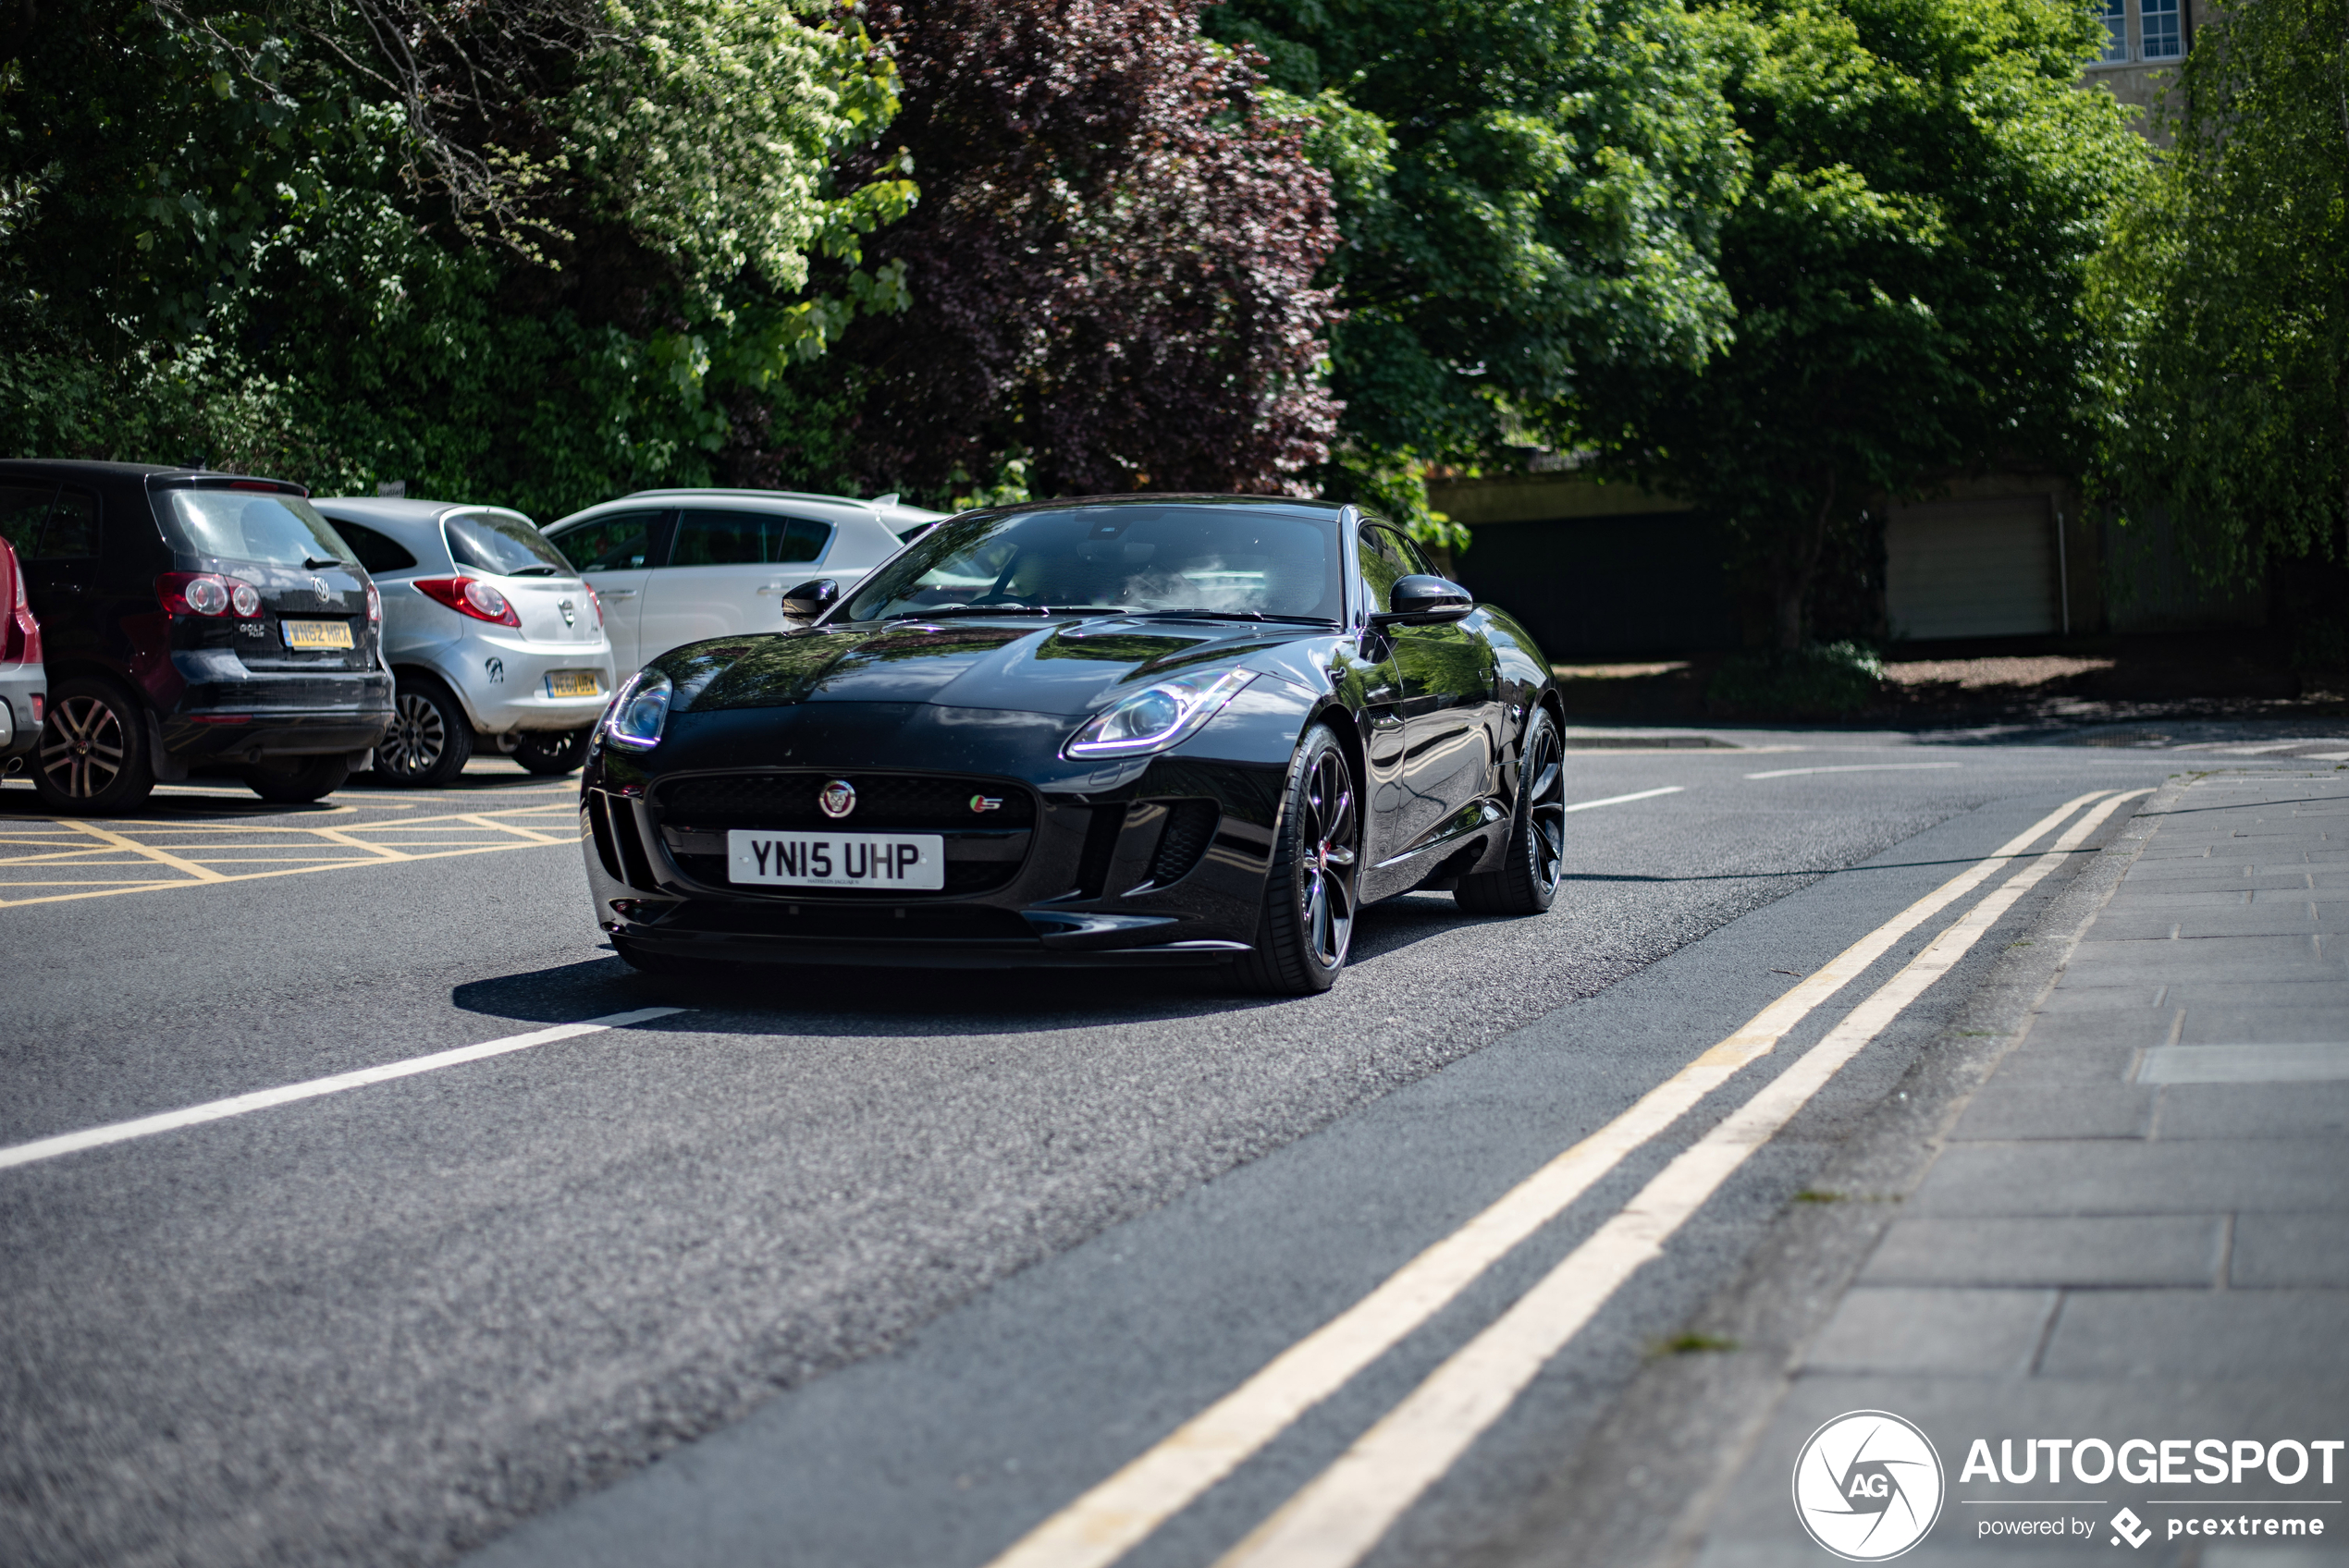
[281, 619, 355, 650]
[546, 670, 601, 698]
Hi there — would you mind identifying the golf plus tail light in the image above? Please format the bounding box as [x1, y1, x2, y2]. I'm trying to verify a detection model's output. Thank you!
[156, 572, 257, 618]
[412, 576, 522, 628]
[364, 581, 382, 622]
[600, 669, 673, 752]
[1064, 667, 1258, 758]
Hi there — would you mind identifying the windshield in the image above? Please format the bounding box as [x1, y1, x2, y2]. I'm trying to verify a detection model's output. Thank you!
[446, 509, 572, 577]
[842, 503, 1344, 623]
[160, 489, 360, 569]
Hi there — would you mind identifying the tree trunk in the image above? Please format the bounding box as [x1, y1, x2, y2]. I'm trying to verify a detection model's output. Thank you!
[1770, 466, 1839, 653]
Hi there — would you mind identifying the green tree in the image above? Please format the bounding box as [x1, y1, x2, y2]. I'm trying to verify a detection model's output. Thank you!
[1577, 0, 2144, 649]
[1203, 0, 1748, 544]
[0, 0, 913, 514]
[2092, 0, 2349, 591]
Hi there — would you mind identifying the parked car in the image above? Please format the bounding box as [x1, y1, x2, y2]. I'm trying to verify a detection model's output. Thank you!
[0, 460, 392, 812]
[0, 531, 43, 772]
[541, 489, 946, 673]
[312, 497, 617, 787]
[580, 496, 1565, 994]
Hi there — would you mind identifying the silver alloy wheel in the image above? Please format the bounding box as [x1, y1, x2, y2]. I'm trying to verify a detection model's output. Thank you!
[379, 691, 448, 777]
[39, 693, 126, 799]
[1523, 721, 1567, 893]
[1298, 746, 1359, 968]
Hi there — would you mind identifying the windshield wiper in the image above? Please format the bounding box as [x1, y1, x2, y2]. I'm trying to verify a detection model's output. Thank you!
[301, 557, 347, 570]
[886, 604, 1126, 619]
[1125, 609, 1336, 625]
[505, 565, 562, 577]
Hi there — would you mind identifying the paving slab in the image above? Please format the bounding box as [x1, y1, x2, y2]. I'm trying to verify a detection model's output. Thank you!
[1859, 1217, 2224, 1288]
[2229, 1215, 2349, 1287]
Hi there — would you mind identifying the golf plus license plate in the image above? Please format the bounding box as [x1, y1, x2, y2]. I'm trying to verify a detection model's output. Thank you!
[280, 619, 354, 650]
[727, 830, 944, 890]
[545, 669, 601, 698]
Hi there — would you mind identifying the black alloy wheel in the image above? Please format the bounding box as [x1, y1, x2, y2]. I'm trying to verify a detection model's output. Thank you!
[243, 754, 351, 805]
[1237, 723, 1360, 996]
[375, 677, 473, 788]
[1456, 706, 1567, 915]
[511, 729, 591, 777]
[32, 676, 156, 815]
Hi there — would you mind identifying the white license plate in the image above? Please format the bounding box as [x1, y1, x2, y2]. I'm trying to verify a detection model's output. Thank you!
[726, 830, 944, 889]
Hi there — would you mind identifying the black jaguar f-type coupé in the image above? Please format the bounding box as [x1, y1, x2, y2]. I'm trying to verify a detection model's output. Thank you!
[579, 496, 1566, 994]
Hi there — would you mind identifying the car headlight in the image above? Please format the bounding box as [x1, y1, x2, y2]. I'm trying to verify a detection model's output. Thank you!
[598, 669, 673, 753]
[1064, 668, 1258, 759]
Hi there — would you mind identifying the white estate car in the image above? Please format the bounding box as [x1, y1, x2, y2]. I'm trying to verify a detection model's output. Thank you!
[541, 489, 948, 672]
[314, 496, 617, 786]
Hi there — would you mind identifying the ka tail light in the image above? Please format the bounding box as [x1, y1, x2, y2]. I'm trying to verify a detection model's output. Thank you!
[156, 571, 264, 619]
[412, 575, 521, 628]
[584, 582, 605, 628]
[0, 538, 39, 665]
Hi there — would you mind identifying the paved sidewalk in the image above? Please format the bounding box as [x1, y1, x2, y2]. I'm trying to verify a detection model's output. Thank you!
[1497, 772, 2349, 1568]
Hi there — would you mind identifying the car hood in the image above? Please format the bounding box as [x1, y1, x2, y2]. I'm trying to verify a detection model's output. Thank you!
[662, 615, 1329, 718]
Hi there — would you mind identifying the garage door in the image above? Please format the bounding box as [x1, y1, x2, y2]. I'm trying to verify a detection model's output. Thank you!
[1885, 495, 2060, 640]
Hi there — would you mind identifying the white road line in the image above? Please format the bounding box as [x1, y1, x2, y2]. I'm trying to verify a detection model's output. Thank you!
[0, 1008, 686, 1172]
[1744, 763, 1964, 779]
[981, 789, 2117, 1568]
[1562, 785, 1684, 813]
[1215, 787, 2154, 1568]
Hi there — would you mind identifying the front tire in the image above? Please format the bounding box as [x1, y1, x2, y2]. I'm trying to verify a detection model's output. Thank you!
[512, 729, 591, 777]
[32, 676, 156, 815]
[375, 677, 473, 788]
[1456, 706, 1566, 915]
[1235, 724, 1360, 996]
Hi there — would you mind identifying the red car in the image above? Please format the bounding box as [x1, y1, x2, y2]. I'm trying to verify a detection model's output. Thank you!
[0, 530, 43, 774]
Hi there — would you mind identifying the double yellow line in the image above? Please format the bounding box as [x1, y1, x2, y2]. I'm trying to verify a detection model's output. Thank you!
[990, 788, 2149, 1568]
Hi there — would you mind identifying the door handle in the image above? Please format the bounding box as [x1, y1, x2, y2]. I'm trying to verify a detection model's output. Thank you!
[756, 584, 787, 595]
[600, 588, 637, 599]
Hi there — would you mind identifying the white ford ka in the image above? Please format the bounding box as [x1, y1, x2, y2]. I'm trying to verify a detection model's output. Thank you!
[314, 496, 618, 786]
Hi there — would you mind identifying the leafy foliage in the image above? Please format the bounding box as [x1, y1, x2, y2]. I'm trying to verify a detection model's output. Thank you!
[1205, 0, 1750, 540]
[2092, 0, 2349, 590]
[0, 0, 915, 517]
[1706, 638, 1882, 716]
[1578, 0, 2144, 647]
[829, 0, 1343, 505]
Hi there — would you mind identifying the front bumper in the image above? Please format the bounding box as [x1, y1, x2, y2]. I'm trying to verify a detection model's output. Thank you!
[578, 705, 1289, 970]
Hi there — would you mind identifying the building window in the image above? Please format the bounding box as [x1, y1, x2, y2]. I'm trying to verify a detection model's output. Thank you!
[2140, 0, 2183, 59]
[2097, 0, 2129, 63]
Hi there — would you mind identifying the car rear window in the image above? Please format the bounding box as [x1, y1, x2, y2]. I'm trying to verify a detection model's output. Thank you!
[668, 508, 830, 567]
[161, 488, 359, 569]
[445, 509, 572, 577]
[333, 520, 420, 575]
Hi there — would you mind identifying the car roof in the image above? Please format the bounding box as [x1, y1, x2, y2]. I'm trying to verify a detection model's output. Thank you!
[313, 496, 534, 531]
[562, 488, 948, 524]
[980, 493, 1347, 517]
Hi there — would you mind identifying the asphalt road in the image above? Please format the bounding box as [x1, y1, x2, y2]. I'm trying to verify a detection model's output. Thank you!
[0, 730, 2330, 1568]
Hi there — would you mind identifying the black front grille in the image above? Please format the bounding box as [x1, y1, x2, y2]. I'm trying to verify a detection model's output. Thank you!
[655, 771, 1036, 831]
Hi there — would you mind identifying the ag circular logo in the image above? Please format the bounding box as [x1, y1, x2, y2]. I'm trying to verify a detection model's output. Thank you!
[818, 779, 857, 819]
[1792, 1409, 1944, 1561]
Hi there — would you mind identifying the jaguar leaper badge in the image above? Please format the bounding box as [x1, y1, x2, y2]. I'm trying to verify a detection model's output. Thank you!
[818, 779, 857, 819]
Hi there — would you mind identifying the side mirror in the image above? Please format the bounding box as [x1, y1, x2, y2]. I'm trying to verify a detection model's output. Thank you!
[1372, 574, 1474, 627]
[781, 579, 839, 620]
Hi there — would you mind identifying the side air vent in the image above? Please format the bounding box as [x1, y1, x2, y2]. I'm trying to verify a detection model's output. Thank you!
[1148, 800, 1220, 887]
